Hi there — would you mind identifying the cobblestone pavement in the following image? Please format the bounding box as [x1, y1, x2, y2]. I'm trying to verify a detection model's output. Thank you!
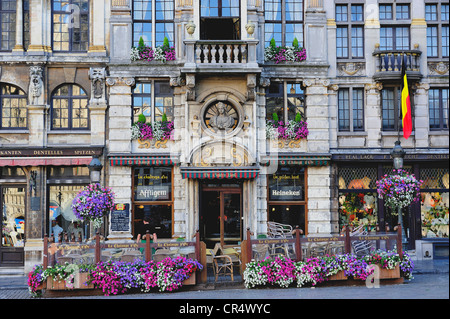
[0, 273, 448, 300]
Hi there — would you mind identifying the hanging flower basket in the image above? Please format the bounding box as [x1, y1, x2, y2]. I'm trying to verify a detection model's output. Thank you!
[71, 183, 115, 229]
[376, 169, 423, 212]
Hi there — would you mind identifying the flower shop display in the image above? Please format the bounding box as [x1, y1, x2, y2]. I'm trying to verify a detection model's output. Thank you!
[71, 183, 115, 229]
[131, 113, 174, 141]
[421, 192, 449, 238]
[266, 112, 309, 140]
[376, 169, 423, 213]
[339, 192, 377, 229]
[28, 257, 203, 297]
[131, 36, 176, 62]
[264, 38, 307, 64]
[243, 250, 414, 289]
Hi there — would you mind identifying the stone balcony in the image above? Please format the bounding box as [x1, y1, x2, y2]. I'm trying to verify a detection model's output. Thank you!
[182, 40, 260, 74]
[372, 47, 423, 83]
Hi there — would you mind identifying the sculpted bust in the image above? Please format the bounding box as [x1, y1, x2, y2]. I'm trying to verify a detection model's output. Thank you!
[209, 102, 235, 131]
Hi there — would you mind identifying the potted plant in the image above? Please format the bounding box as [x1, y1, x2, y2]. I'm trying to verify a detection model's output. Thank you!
[376, 169, 423, 214]
[71, 183, 115, 230]
[131, 36, 176, 62]
[266, 112, 309, 140]
[264, 38, 307, 64]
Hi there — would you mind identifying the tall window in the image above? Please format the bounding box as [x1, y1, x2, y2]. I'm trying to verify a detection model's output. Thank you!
[133, 167, 173, 239]
[379, 3, 410, 50]
[268, 166, 306, 233]
[51, 84, 89, 130]
[429, 88, 449, 130]
[52, 0, 89, 52]
[133, 81, 174, 123]
[0, 0, 15, 51]
[381, 87, 414, 133]
[133, 0, 174, 47]
[0, 83, 27, 129]
[200, 0, 240, 40]
[426, 2, 449, 58]
[265, 0, 304, 47]
[338, 88, 364, 132]
[336, 4, 364, 59]
[266, 81, 305, 122]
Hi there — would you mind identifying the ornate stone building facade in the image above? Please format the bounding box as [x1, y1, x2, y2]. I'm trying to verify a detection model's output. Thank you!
[0, 0, 448, 272]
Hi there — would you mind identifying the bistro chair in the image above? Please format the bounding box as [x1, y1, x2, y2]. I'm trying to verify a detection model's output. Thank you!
[252, 244, 269, 261]
[209, 249, 234, 282]
[351, 225, 373, 256]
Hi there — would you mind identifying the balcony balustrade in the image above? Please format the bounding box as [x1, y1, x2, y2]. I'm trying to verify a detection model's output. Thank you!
[183, 40, 260, 73]
[373, 48, 422, 82]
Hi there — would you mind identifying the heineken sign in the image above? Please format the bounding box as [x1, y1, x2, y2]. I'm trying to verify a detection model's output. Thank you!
[270, 186, 303, 201]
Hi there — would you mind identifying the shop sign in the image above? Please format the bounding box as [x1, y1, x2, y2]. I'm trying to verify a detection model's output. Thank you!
[0, 147, 103, 157]
[135, 186, 170, 201]
[110, 203, 130, 232]
[270, 186, 303, 201]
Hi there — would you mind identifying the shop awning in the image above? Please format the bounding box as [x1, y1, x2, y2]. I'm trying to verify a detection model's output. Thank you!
[180, 166, 260, 179]
[109, 155, 176, 166]
[261, 155, 331, 166]
[0, 157, 92, 167]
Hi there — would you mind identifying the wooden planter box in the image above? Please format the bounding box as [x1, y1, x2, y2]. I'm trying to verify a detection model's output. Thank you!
[328, 271, 347, 281]
[379, 266, 400, 279]
[74, 272, 94, 289]
[46, 273, 94, 290]
[182, 272, 196, 286]
[46, 277, 67, 290]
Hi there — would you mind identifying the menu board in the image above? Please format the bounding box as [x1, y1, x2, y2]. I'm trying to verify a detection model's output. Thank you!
[110, 203, 130, 232]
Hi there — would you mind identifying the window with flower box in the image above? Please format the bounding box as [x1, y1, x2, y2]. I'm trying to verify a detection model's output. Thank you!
[266, 81, 305, 122]
[133, 0, 174, 47]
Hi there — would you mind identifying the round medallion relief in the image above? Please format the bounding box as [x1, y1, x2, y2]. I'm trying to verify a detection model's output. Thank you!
[202, 101, 241, 135]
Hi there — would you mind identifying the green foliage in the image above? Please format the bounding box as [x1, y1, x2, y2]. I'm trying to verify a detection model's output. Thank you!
[270, 38, 277, 48]
[138, 36, 145, 49]
[163, 36, 170, 48]
[161, 113, 168, 122]
[292, 37, 299, 48]
[272, 112, 279, 122]
[295, 112, 302, 122]
[138, 113, 146, 123]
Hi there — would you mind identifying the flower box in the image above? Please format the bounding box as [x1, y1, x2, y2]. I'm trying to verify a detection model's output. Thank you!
[379, 266, 400, 279]
[182, 272, 196, 286]
[74, 272, 94, 289]
[46, 277, 67, 290]
[328, 271, 347, 281]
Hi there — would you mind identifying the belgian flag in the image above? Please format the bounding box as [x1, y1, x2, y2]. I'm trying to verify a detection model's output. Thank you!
[401, 55, 412, 139]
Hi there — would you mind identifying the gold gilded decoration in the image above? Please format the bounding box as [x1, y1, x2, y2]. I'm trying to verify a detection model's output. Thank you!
[272, 139, 304, 148]
[191, 142, 250, 167]
[137, 139, 169, 149]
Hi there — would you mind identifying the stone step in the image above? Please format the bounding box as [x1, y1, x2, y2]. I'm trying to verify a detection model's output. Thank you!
[0, 267, 25, 277]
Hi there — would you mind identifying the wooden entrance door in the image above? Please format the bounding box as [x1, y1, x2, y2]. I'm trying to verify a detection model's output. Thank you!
[201, 186, 242, 247]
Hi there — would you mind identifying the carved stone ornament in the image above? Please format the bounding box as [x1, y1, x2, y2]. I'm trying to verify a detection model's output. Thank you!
[89, 68, 106, 100]
[106, 77, 135, 87]
[208, 102, 236, 131]
[245, 22, 255, 38]
[29, 65, 44, 105]
[337, 62, 365, 76]
[428, 61, 449, 76]
[186, 21, 196, 38]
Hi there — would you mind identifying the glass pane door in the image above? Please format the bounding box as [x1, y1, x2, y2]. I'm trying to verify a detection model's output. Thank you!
[223, 192, 241, 244]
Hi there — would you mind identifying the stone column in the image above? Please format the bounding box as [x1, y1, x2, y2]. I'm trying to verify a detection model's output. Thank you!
[413, 83, 430, 148]
[88, 68, 108, 146]
[27, 65, 48, 147]
[105, 76, 134, 241]
[307, 165, 333, 236]
[27, 0, 48, 55]
[364, 0, 380, 77]
[304, 4, 327, 63]
[88, 0, 107, 56]
[110, 0, 132, 62]
[304, 78, 330, 153]
[364, 83, 383, 148]
[12, 0, 24, 55]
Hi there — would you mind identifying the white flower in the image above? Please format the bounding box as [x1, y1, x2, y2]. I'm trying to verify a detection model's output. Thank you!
[154, 46, 166, 62]
[130, 123, 141, 140]
[130, 47, 139, 61]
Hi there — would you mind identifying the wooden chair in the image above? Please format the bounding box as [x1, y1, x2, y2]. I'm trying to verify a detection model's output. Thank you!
[209, 249, 234, 282]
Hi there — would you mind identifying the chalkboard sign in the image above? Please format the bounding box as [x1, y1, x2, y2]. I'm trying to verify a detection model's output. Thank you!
[110, 203, 130, 232]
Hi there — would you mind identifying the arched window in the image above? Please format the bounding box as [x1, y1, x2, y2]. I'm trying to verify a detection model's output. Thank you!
[0, 83, 27, 129]
[51, 84, 89, 130]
